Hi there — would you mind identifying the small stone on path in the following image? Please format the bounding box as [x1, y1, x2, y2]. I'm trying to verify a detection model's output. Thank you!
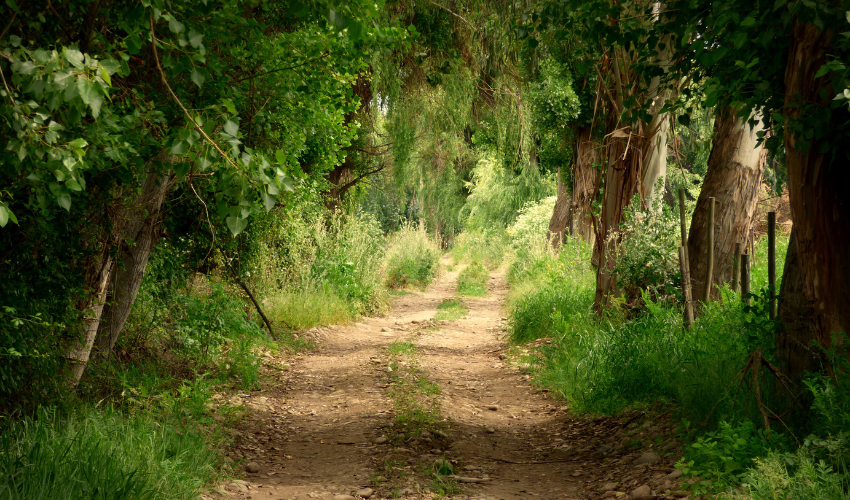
[334, 495, 356, 500]
[373, 436, 388, 444]
[630, 484, 652, 498]
[354, 487, 374, 498]
[486, 427, 495, 433]
[244, 462, 261, 473]
[666, 469, 683, 479]
[601, 482, 619, 491]
[486, 405, 498, 411]
[633, 452, 661, 466]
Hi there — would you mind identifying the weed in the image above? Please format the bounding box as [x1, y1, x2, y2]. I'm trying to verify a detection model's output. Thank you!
[457, 261, 489, 297]
[435, 299, 468, 321]
[384, 342, 442, 441]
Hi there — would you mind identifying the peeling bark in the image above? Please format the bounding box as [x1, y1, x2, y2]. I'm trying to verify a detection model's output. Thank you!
[548, 127, 598, 247]
[95, 172, 171, 356]
[687, 108, 767, 304]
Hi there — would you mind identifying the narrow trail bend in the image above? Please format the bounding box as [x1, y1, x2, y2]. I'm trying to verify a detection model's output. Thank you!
[213, 257, 683, 500]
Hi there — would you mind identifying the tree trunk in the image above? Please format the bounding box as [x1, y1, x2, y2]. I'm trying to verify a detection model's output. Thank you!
[549, 166, 570, 247]
[687, 108, 767, 304]
[594, 128, 644, 311]
[781, 19, 850, 357]
[776, 228, 822, 381]
[67, 247, 115, 385]
[549, 127, 598, 247]
[95, 172, 171, 356]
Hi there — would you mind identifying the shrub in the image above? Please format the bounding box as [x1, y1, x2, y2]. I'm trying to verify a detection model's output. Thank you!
[384, 222, 441, 289]
[610, 197, 682, 302]
[507, 196, 557, 251]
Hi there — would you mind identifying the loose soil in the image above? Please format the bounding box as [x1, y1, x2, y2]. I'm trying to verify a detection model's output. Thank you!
[211, 257, 687, 500]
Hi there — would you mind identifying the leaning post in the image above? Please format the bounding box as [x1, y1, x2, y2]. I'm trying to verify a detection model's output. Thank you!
[733, 242, 743, 292]
[704, 197, 716, 303]
[768, 212, 776, 319]
[679, 246, 694, 328]
[741, 253, 751, 305]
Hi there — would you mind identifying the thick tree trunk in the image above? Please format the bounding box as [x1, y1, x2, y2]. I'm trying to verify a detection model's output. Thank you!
[95, 172, 170, 356]
[776, 228, 822, 381]
[781, 20, 850, 357]
[571, 127, 598, 245]
[687, 108, 767, 303]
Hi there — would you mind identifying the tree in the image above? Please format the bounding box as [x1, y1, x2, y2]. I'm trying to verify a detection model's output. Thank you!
[687, 108, 767, 303]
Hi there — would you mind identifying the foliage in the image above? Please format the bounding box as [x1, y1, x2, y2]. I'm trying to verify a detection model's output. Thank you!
[457, 261, 489, 297]
[265, 289, 354, 331]
[384, 222, 441, 289]
[507, 196, 557, 251]
[0, 406, 220, 500]
[677, 420, 786, 494]
[451, 230, 509, 270]
[610, 196, 683, 302]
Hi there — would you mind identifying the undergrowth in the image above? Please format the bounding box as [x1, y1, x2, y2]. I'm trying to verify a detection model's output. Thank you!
[383, 341, 442, 442]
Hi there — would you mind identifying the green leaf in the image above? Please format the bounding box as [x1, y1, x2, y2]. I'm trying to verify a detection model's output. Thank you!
[9, 35, 21, 47]
[101, 59, 120, 75]
[169, 18, 185, 33]
[67, 138, 88, 149]
[740, 17, 756, 27]
[170, 141, 188, 155]
[190, 67, 205, 88]
[224, 119, 239, 136]
[222, 99, 236, 114]
[225, 216, 248, 235]
[0, 206, 8, 227]
[814, 64, 831, 78]
[57, 195, 72, 211]
[65, 178, 82, 191]
[64, 47, 85, 69]
[262, 192, 275, 212]
[188, 30, 204, 48]
[77, 78, 99, 105]
[281, 175, 295, 192]
[275, 150, 287, 165]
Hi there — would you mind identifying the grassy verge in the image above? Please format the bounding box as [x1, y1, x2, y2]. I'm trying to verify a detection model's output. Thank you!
[456, 261, 489, 297]
[0, 407, 221, 500]
[451, 230, 509, 270]
[503, 230, 850, 496]
[435, 299, 468, 321]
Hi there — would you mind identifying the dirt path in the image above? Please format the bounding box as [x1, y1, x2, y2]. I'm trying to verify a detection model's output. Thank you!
[212, 257, 685, 500]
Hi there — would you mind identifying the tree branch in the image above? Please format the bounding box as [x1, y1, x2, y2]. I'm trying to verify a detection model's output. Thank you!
[231, 51, 331, 83]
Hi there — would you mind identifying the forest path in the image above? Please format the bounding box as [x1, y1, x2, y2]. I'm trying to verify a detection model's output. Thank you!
[211, 256, 683, 500]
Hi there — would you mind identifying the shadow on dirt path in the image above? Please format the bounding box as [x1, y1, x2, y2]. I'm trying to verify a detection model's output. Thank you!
[212, 256, 685, 500]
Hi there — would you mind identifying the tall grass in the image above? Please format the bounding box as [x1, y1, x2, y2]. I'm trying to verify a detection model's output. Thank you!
[383, 221, 441, 289]
[451, 230, 509, 270]
[0, 407, 219, 500]
[456, 261, 489, 296]
[508, 234, 787, 425]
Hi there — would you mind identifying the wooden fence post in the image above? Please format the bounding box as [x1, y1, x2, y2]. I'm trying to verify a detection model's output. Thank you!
[704, 197, 715, 302]
[768, 211, 776, 319]
[680, 246, 694, 328]
[733, 242, 743, 292]
[741, 253, 751, 305]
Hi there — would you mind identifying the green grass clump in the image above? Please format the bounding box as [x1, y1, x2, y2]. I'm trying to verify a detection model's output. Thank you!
[266, 289, 353, 330]
[384, 222, 441, 289]
[456, 261, 489, 297]
[384, 342, 442, 441]
[435, 299, 468, 321]
[0, 407, 220, 500]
